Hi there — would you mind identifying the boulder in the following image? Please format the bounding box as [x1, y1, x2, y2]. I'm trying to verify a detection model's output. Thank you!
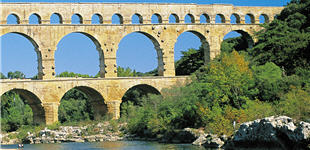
[164, 128, 205, 143]
[230, 116, 310, 149]
[192, 134, 225, 148]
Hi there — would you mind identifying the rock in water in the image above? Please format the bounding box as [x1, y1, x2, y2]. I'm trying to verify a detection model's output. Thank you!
[231, 116, 310, 149]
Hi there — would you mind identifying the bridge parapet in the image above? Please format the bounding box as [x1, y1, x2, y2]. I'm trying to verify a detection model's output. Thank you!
[0, 3, 282, 25]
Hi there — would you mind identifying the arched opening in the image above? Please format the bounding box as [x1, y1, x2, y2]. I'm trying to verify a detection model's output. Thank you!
[6, 14, 20, 24]
[91, 13, 103, 24]
[58, 86, 107, 123]
[174, 31, 210, 76]
[55, 32, 104, 78]
[1, 89, 45, 132]
[245, 14, 255, 24]
[132, 13, 143, 24]
[200, 13, 210, 23]
[151, 13, 162, 24]
[169, 13, 179, 23]
[259, 14, 269, 23]
[50, 13, 63, 24]
[230, 13, 241, 24]
[215, 14, 225, 23]
[185, 14, 195, 23]
[221, 30, 254, 54]
[112, 13, 123, 24]
[117, 32, 162, 77]
[29, 13, 41, 24]
[71, 13, 83, 24]
[0, 32, 42, 79]
[120, 84, 161, 118]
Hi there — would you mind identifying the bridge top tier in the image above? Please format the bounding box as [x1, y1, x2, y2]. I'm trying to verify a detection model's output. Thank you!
[0, 3, 283, 24]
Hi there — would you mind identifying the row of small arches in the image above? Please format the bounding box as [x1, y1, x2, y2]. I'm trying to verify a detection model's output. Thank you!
[7, 13, 271, 25]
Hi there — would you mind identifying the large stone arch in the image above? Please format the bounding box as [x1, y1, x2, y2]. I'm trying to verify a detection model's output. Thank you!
[175, 30, 211, 64]
[59, 86, 107, 120]
[55, 31, 105, 77]
[222, 29, 255, 49]
[117, 31, 164, 76]
[0, 32, 44, 79]
[120, 83, 162, 109]
[123, 84, 161, 98]
[0, 88, 46, 124]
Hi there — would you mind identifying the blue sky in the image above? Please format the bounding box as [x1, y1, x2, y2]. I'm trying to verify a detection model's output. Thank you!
[0, 0, 290, 77]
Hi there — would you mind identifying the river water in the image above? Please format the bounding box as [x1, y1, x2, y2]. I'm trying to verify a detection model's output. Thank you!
[1, 141, 208, 150]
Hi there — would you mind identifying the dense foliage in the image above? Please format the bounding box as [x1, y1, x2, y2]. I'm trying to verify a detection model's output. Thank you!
[58, 89, 94, 123]
[251, 0, 310, 74]
[175, 48, 204, 75]
[1, 92, 33, 132]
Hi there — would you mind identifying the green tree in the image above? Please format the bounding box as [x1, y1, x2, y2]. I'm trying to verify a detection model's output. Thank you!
[1, 92, 33, 132]
[58, 89, 94, 123]
[0, 72, 7, 79]
[252, 0, 310, 74]
[221, 36, 250, 54]
[193, 51, 257, 108]
[7, 71, 26, 79]
[117, 67, 138, 77]
[277, 86, 310, 122]
[175, 47, 204, 75]
[252, 62, 283, 102]
[57, 71, 92, 78]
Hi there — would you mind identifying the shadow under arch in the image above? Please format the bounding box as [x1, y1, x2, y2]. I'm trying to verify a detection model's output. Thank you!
[0, 32, 43, 79]
[59, 86, 107, 121]
[175, 30, 210, 64]
[117, 31, 164, 76]
[120, 84, 161, 117]
[223, 30, 254, 49]
[55, 32, 105, 77]
[1, 89, 46, 125]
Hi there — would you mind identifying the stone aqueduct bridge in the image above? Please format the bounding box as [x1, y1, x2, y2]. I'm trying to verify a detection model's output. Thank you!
[0, 3, 283, 124]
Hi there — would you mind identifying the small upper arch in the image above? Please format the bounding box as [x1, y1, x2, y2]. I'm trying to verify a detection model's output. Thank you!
[245, 13, 255, 24]
[6, 13, 20, 24]
[184, 13, 195, 23]
[230, 13, 241, 24]
[200, 13, 210, 23]
[151, 13, 162, 24]
[215, 14, 225, 23]
[112, 13, 124, 24]
[259, 14, 270, 23]
[92, 13, 103, 24]
[50, 13, 63, 24]
[29, 13, 41, 24]
[132, 13, 143, 24]
[169, 13, 179, 23]
[71, 13, 83, 24]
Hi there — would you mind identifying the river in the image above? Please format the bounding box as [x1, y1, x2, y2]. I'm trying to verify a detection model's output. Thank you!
[1, 141, 208, 150]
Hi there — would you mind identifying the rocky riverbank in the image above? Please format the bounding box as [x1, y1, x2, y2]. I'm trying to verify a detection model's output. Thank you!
[1, 121, 128, 145]
[1, 116, 309, 149]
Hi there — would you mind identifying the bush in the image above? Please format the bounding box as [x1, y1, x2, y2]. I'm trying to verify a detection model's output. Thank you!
[277, 86, 310, 122]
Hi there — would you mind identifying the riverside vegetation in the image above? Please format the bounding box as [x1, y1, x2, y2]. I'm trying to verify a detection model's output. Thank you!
[1, 0, 310, 148]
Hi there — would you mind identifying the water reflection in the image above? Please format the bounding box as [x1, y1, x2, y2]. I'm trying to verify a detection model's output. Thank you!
[1, 141, 206, 150]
